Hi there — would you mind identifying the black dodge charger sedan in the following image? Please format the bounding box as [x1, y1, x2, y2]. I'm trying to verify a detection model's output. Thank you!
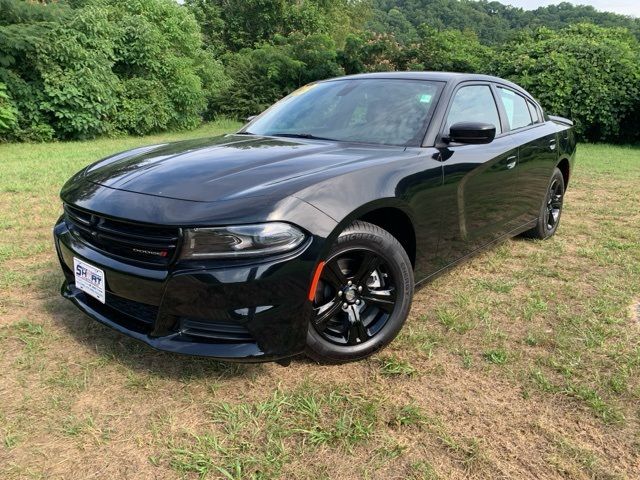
[54, 72, 576, 363]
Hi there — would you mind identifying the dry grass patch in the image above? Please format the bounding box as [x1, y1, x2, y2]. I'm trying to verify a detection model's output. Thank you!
[1, 134, 639, 478]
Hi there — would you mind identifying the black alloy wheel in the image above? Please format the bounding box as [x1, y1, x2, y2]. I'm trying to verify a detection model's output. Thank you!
[306, 221, 414, 363]
[545, 178, 564, 232]
[312, 248, 397, 346]
[522, 167, 565, 240]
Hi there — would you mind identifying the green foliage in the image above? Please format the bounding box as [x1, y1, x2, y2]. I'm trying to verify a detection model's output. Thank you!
[415, 26, 491, 72]
[0, 0, 639, 143]
[36, 6, 119, 139]
[492, 24, 640, 142]
[0, 0, 71, 141]
[214, 43, 303, 120]
[214, 33, 343, 119]
[284, 33, 344, 85]
[105, 0, 213, 135]
[339, 27, 490, 74]
[369, 0, 640, 45]
[0, 0, 217, 141]
[0, 82, 17, 134]
[186, 0, 368, 52]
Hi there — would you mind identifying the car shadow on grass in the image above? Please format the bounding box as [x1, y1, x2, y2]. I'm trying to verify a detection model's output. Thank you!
[39, 271, 276, 380]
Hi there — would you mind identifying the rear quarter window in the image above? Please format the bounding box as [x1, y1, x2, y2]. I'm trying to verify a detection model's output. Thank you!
[527, 100, 542, 124]
[498, 87, 533, 130]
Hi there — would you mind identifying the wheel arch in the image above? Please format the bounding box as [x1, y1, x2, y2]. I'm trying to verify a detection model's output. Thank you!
[320, 199, 417, 268]
[557, 157, 571, 189]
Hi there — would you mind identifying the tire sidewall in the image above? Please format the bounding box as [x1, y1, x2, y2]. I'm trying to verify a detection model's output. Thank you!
[536, 168, 565, 239]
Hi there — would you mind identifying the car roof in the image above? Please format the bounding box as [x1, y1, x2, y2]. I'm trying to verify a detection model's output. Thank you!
[320, 71, 533, 100]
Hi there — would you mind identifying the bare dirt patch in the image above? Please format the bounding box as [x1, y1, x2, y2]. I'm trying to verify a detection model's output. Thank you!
[631, 300, 640, 324]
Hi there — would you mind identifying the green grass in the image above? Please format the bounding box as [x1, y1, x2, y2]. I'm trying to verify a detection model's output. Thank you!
[1, 133, 639, 478]
[378, 355, 417, 376]
[169, 385, 379, 478]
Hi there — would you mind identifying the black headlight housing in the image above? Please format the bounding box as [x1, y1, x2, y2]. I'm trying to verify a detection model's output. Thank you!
[180, 222, 306, 259]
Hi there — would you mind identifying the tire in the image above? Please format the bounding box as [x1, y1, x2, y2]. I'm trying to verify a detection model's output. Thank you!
[522, 167, 565, 240]
[306, 220, 414, 364]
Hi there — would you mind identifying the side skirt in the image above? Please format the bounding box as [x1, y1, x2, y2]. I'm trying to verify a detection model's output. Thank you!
[415, 219, 537, 288]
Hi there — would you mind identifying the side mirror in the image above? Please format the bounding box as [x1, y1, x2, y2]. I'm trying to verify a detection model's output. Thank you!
[447, 122, 496, 144]
[245, 115, 257, 123]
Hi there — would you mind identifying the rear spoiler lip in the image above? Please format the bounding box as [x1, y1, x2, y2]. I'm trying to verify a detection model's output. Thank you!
[548, 115, 574, 127]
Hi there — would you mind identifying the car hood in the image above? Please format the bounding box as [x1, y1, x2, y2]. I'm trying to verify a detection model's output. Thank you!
[79, 134, 408, 203]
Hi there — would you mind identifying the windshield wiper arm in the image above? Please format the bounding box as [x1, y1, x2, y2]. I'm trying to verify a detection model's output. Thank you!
[269, 132, 337, 141]
[235, 131, 255, 135]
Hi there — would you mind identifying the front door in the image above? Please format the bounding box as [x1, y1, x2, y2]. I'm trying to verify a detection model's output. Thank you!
[434, 83, 520, 266]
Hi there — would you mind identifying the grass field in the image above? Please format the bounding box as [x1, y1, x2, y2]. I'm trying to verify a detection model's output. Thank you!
[1, 122, 639, 479]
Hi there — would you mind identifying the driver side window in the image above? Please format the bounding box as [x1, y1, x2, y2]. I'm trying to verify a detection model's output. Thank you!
[445, 85, 501, 135]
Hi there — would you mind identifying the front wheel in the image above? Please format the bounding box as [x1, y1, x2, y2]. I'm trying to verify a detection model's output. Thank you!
[522, 167, 565, 240]
[306, 221, 414, 364]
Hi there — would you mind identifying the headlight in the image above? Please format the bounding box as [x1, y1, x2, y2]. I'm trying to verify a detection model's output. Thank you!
[180, 222, 306, 259]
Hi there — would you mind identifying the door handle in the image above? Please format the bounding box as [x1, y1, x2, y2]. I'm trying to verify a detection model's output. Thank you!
[549, 140, 557, 151]
[506, 155, 517, 169]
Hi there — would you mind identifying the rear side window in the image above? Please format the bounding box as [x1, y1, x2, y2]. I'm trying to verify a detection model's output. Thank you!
[444, 85, 501, 134]
[498, 87, 532, 130]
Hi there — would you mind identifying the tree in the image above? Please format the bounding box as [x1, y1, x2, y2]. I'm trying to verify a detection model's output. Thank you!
[213, 43, 304, 119]
[213, 33, 343, 119]
[411, 25, 491, 72]
[0, 0, 72, 140]
[0, 0, 223, 140]
[104, 0, 216, 135]
[492, 24, 640, 142]
[368, 0, 640, 45]
[0, 82, 17, 134]
[338, 27, 489, 74]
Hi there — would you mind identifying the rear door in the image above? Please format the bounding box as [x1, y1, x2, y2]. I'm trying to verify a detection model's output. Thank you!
[436, 83, 520, 264]
[494, 86, 559, 226]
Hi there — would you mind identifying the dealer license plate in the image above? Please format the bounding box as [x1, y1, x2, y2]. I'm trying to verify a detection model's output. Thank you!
[74, 257, 105, 304]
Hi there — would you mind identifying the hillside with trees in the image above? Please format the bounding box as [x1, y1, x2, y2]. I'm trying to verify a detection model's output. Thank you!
[0, 0, 638, 143]
[368, 0, 640, 44]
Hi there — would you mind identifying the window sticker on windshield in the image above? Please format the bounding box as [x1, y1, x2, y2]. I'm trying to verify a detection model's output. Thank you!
[291, 83, 318, 97]
[419, 94, 432, 103]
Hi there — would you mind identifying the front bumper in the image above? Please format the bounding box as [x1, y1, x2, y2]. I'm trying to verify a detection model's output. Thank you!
[54, 219, 317, 362]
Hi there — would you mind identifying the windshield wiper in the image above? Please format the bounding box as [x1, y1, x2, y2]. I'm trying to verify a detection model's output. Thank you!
[269, 132, 337, 141]
[235, 131, 255, 135]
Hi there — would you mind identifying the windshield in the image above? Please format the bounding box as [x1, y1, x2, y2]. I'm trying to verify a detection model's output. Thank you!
[245, 79, 444, 147]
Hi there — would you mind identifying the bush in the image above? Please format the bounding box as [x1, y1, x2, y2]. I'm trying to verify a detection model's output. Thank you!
[410, 26, 491, 73]
[492, 24, 640, 142]
[106, 0, 212, 135]
[338, 27, 490, 75]
[214, 33, 343, 119]
[0, 82, 17, 135]
[36, 6, 119, 139]
[214, 44, 304, 119]
[0, 0, 219, 141]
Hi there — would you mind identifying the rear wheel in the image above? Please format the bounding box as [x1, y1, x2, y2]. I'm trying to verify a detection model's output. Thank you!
[522, 167, 565, 240]
[306, 221, 414, 363]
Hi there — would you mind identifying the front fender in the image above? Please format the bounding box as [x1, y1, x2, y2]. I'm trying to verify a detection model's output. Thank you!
[293, 148, 444, 275]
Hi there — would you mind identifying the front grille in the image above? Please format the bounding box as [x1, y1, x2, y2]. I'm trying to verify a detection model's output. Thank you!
[180, 318, 254, 343]
[64, 204, 180, 266]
